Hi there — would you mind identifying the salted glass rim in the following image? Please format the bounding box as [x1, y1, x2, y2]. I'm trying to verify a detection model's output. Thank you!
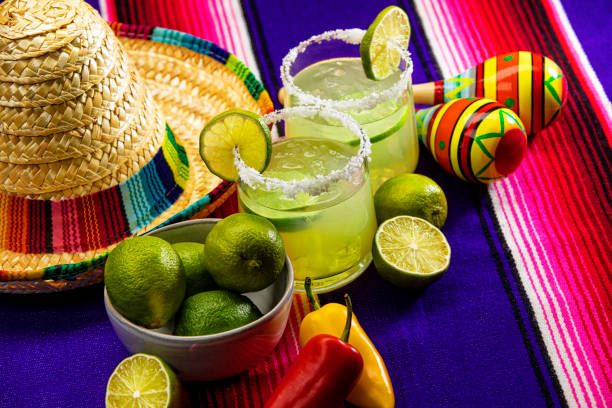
[234, 106, 371, 198]
[280, 28, 413, 112]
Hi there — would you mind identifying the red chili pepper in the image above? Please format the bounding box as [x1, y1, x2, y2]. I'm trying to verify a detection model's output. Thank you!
[264, 294, 363, 408]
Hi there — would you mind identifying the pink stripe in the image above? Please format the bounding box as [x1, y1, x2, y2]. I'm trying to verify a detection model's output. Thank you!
[191, 0, 213, 42]
[208, 0, 228, 49]
[216, 0, 239, 56]
[522, 136, 612, 396]
[503, 174, 605, 406]
[446, 0, 486, 65]
[429, 1, 585, 404]
[493, 184, 583, 405]
[444, 0, 612, 402]
[494, 0, 612, 326]
[491, 0, 612, 321]
[226, 0, 251, 66]
[418, 2, 457, 73]
[50, 201, 64, 252]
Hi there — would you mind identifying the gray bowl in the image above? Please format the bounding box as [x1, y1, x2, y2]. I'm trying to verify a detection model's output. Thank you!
[104, 218, 294, 382]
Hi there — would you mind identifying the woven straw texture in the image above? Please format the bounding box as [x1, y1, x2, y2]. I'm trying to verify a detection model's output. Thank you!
[0, 5, 273, 292]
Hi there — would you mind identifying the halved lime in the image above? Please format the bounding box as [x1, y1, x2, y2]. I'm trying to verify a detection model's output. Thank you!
[360, 6, 411, 80]
[105, 354, 183, 408]
[199, 109, 272, 181]
[373, 216, 451, 289]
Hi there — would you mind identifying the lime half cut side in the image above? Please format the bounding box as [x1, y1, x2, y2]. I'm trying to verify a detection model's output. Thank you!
[373, 215, 451, 289]
[199, 109, 272, 181]
[360, 6, 411, 80]
[105, 353, 182, 408]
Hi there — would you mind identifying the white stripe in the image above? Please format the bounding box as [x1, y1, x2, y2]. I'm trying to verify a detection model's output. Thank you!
[225, 0, 262, 79]
[548, 0, 612, 132]
[412, 0, 599, 405]
[213, 0, 235, 53]
[500, 178, 604, 405]
[414, 0, 456, 77]
[98, 0, 109, 20]
[490, 183, 586, 407]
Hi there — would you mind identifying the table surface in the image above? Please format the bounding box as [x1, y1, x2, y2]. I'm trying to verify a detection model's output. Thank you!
[1, 0, 610, 407]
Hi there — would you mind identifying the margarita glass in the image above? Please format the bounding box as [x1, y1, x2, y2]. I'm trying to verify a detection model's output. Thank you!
[281, 29, 418, 191]
[236, 107, 376, 293]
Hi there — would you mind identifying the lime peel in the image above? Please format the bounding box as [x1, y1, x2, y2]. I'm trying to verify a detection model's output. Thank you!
[361, 6, 412, 80]
[374, 216, 451, 289]
[199, 109, 272, 182]
[105, 353, 181, 408]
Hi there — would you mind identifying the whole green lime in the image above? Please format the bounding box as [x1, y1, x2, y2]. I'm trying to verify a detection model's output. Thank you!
[171, 242, 216, 297]
[105, 236, 186, 329]
[204, 213, 285, 293]
[374, 173, 448, 228]
[174, 290, 262, 336]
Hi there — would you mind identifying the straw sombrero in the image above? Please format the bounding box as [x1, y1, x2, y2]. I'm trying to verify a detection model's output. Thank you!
[0, 0, 273, 293]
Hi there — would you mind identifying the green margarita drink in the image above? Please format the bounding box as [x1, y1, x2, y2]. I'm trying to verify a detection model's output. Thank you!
[239, 137, 377, 292]
[233, 107, 376, 293]
[282, 29, 418, 191]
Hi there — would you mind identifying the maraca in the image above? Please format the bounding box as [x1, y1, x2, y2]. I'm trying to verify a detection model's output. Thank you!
[416, 97, 527, 183]
[413, 51, 566, 136]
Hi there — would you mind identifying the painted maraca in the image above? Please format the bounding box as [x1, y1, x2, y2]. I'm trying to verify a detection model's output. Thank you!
[417, 97, 527, 183]
[413, 51, 566, 136]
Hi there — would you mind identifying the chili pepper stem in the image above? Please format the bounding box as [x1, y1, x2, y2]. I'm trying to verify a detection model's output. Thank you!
[305, 277, 321, 310]
[341, 294, 353, 343]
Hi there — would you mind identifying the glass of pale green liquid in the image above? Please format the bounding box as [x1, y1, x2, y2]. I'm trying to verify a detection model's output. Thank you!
[281, 29, 418, 192]
[236, 107, 377, 293]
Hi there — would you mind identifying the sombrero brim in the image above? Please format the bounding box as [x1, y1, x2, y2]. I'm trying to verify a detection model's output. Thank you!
[0, 24, 273, 293]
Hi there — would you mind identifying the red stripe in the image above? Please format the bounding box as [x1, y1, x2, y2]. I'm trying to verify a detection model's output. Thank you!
[531, 53, 544, 137]
[434, 98, 473, 177]
[456, 1, 600, 404]
[475, 61, 484, 98]
[434, 80, 444, 104]
[523, 129, 612, 384]
[460, 102, 499, 183]
[472, 0, 612, 400]
[505, 0, 612, 353]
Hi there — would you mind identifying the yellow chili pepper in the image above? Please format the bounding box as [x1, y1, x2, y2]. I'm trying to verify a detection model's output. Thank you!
[299, 278, 395, 408]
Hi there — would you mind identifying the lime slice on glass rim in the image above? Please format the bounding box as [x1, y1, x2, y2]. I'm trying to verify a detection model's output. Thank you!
[199, 109, 272, 181]
[373, 215, 451, 290]
[105, 353, 183, 408]
[360, 6, 411, 81]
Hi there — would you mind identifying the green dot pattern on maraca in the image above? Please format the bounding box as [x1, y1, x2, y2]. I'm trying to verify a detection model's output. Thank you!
[415, 98, 527, 183]
[427, 51, 565, 135]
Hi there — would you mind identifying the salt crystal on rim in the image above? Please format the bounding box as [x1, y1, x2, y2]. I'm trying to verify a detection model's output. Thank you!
[234, 106, 371, 198]
[280, 28, 413, 112]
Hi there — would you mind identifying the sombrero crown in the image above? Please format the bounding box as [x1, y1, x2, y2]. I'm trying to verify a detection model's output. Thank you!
[0, 0, 195, 282]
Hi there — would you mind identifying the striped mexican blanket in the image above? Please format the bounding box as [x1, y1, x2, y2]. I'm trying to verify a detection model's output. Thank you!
[92, 0, 611, 406]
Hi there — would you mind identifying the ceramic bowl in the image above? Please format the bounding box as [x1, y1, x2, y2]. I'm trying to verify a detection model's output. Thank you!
[104, 218, 294, 382]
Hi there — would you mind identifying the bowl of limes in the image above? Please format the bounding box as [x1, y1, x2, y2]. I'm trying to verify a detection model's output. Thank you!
[103, 215, 294, 382]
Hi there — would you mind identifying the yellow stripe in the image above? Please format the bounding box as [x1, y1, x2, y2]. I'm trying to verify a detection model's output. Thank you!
[544, 57, 563, 126]
[449, 99, 491, 181]
[518, 51, 532, 134]
[483, 57, 497, 100]
[429, 102, 455, 162]
[162, 135, 189, 190]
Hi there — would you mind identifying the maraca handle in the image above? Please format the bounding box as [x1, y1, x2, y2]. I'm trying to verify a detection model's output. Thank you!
[413, 82, 437, 105]
[278, 88, 287, 106]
